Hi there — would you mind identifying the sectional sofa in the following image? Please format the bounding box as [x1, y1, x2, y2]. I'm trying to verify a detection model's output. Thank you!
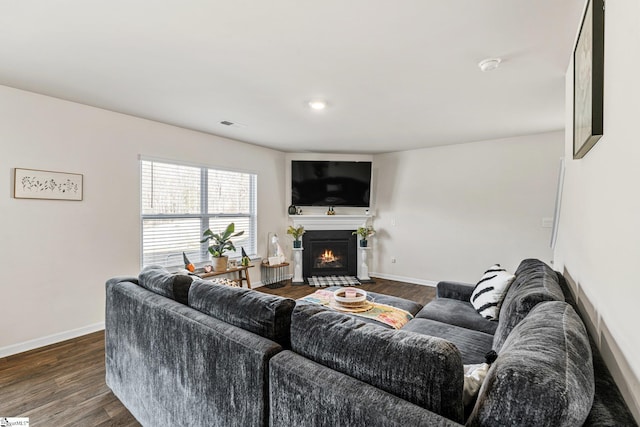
[105, 260, 637, 426]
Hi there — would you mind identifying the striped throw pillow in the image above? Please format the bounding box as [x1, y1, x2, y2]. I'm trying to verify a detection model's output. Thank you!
[470, 264, 515, 320]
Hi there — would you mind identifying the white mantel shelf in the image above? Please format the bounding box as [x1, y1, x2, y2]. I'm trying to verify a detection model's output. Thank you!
[289, 214, 372, 231]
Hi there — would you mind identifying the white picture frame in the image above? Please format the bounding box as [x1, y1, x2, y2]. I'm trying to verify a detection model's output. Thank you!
[14, 168, 83, 201]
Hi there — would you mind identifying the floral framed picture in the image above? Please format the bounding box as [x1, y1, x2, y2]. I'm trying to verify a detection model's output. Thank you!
[573, 0, 605, 159]
[14, 168, 83, 201]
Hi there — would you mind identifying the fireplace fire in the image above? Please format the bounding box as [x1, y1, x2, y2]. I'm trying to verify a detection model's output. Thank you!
[315, 249, 343, 268]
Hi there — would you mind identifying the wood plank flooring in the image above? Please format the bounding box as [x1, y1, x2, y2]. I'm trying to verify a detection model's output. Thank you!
[0, 277, 434, 426]
[0, 331, 140, 427]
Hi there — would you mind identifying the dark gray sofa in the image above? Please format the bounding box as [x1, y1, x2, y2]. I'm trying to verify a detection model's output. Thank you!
[105, 267, 295, 427]
[270, 259, 637, 426]
[106, 260, 637, 426]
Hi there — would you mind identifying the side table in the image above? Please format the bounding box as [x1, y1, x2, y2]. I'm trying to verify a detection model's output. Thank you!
[261, 262, 290, 289]
[198, 265, 254, 289]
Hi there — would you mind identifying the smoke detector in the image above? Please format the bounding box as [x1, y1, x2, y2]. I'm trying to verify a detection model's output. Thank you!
[478, 58, 502, 72]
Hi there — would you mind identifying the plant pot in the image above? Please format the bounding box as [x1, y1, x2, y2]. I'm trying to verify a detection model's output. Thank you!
[212, 256, 229, 272]
[360, 239, 368, 247]
[293, 240, 302, 248]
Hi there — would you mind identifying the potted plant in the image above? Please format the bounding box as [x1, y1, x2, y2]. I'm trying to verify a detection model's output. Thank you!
[353, 225, 375, 247]
[287, 225, 305, 248]
[201, 223, 245, 272]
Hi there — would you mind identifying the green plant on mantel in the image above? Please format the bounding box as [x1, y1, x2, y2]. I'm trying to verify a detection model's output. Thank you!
[287, 225, 305, 241]
[201, 223, 244, 257]
[353, 226, 375, 239]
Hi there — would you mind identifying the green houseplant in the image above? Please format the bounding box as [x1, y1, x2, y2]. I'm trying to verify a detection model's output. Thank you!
[287, 225, 305, 248]
[201, 223, 245, 272]
[353, 225, 375, 247]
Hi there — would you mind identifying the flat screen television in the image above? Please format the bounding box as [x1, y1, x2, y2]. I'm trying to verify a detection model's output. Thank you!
[291, 160, 372, 207]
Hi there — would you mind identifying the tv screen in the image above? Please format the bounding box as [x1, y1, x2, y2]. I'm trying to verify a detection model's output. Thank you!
[291, 160, 372, 207]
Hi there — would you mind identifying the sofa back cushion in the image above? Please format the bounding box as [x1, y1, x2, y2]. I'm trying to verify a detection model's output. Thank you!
[468, 301, 594, 427]
[188, 280, 295, 347]
[138, 265, 193, 304]
[492, 258, 564, 351]
[290, 303, 465, 423]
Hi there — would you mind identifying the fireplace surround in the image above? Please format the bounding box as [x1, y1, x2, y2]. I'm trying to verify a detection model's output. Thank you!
[302, 230, 357, 278]
[289, 214, 372, 283]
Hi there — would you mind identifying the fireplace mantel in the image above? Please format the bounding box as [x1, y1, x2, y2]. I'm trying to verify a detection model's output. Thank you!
[289, 214, 371, 231]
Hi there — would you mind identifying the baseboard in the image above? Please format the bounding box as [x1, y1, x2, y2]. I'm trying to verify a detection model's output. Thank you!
[564, 268, 640, 423]
[0, 322, 105, 359]
[370, 272, 437, 287]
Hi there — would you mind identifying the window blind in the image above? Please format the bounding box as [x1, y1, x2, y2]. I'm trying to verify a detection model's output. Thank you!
[140, 159, 257, 267]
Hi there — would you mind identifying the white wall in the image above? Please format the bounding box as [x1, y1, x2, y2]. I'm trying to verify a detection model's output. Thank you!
[554, 0, 640, 419]
[0, 85, 286, 355]
[373, 132, 563, 284]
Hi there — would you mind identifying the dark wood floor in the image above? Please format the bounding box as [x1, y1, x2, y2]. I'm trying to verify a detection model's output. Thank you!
[0, 277, 433, 426]
[0, 331, 140, 427]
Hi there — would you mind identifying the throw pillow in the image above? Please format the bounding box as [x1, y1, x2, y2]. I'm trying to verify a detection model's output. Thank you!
[463, 363, 490, 406]
[209, 277, 240, 287]
[470, 264, 515, 320]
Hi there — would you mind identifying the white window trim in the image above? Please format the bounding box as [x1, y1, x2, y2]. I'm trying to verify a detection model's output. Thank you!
[140, 156, 258, 268]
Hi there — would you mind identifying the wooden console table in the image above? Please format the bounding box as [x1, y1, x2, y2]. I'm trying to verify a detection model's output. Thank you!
[198, 265, 254, 289]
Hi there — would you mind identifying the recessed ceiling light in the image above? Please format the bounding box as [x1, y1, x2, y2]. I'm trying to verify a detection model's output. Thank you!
[308, 100, 327, 111]
[478, 58, 502, 72]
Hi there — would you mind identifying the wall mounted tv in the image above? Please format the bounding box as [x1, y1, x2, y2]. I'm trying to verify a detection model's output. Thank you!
[291, 160, 372, 207]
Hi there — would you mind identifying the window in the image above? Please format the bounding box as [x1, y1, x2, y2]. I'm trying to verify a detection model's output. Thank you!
[140, 158, 257, 267]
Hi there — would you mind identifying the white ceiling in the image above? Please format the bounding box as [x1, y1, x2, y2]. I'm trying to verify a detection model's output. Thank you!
[0, 1, 585, 154]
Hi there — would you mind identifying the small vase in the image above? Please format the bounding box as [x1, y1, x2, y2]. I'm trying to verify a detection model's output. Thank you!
[293, 240, 302, 248]
[360, 239, 368, 247]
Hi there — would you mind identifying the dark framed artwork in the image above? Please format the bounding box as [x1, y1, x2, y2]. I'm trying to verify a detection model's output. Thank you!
[573, 0, 605, 159]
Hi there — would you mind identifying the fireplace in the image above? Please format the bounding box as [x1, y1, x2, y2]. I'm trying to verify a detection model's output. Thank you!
[302, 230, 357, 278]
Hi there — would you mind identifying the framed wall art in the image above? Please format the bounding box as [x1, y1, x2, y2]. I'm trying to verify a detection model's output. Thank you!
[14, 168, 83, 201]
[573, 0, 605, 159]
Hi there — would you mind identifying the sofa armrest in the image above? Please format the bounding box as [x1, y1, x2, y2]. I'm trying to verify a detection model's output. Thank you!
[436, 281, 475, 301]
[270, 351, 462, 427]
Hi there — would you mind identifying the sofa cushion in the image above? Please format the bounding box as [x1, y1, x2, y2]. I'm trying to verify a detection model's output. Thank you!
[403, 318, 494, 364]
[291, 302, 465, 423]
[470, 264, 515, 320]
[416, 298, 498, 335]
[492, 258, 565, 351]
[138, 265, 193, 304]
[467, 301, 594, 427]
[188, 280, 295, 347]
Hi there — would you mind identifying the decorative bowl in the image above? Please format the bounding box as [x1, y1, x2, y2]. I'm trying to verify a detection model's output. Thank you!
[333, 287, 367, 304]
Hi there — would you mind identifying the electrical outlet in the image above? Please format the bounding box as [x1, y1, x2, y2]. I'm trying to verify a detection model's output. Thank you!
[391, 257, 397, 264]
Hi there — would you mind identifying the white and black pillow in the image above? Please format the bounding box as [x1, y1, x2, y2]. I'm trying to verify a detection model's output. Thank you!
[470, 264, 515, 320]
